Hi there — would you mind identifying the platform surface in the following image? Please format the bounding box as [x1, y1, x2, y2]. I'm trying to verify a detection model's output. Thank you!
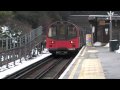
[59, 46, 120, 79]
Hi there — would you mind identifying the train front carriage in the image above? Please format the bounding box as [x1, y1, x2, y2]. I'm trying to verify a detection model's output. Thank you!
[46, 21, 81, 55]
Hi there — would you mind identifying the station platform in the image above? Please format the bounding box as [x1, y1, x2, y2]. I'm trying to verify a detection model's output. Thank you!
[59, 46, 120, 79]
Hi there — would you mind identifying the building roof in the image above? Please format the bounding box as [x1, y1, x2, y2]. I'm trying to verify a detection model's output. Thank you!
[70, 15, 120, 20]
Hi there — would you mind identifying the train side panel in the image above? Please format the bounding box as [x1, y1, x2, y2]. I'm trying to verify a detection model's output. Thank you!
[46, 37, 80, 51]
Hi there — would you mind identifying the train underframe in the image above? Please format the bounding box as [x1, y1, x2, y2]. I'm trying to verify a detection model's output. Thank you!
[48, 48, 80, 55]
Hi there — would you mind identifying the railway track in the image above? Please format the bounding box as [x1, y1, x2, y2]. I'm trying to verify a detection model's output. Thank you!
[4, 54, 76, 79]
[40, 55, 74, 79]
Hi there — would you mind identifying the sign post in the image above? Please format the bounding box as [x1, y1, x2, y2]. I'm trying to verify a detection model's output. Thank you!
[107, 11, 114, 51]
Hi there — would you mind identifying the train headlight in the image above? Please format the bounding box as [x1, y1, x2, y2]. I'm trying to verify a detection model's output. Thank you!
[70, 41, 74, 44]
[51, 41, 55, 44]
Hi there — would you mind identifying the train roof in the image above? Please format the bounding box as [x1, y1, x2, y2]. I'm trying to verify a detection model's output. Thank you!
[48, 21, 79, 28]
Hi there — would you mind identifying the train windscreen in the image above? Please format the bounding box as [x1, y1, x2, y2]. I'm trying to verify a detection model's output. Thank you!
[57, 25, 67, 40]
[67, 26, 77, 39]
[48, 23, 77, 40]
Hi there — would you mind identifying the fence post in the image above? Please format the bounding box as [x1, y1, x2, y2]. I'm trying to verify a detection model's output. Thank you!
[2, 39, 3, 51]
[6, 53, 9, 68]
[13, 50, 16, 66]
[6, 38, 8, 50]
[0, 54, 2, 67]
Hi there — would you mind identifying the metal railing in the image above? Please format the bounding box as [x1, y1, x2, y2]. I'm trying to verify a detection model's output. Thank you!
[0, 26, 45, 69]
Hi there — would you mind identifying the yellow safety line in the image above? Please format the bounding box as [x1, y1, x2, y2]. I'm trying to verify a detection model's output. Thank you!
[78, 59, 105, 79]
[59, 46, 86, 79]
[68, 47, 87, 79]
[68, 58, 82, 79]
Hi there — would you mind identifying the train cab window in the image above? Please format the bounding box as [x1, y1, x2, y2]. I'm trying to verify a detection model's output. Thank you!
[68, 26, 77, 38]
[48, 27, 57, 38]
[57, 25, 67, 40]
[59, 26, 66, 35]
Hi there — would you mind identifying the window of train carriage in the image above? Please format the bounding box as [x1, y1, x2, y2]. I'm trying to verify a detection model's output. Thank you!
[68, 25, 77, 39]
[48, 26, 57, 38]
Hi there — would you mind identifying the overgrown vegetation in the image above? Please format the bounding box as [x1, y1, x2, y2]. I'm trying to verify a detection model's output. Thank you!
[0, 11, 73, 37]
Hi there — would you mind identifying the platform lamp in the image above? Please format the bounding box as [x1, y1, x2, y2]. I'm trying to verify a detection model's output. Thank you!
[107, 11, 114, 51]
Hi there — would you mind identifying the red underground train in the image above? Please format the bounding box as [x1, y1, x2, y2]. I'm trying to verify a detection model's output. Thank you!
[46, 21, 83, 55]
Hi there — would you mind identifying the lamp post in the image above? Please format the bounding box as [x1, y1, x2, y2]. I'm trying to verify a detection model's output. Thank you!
[107, 11, 114, 51]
